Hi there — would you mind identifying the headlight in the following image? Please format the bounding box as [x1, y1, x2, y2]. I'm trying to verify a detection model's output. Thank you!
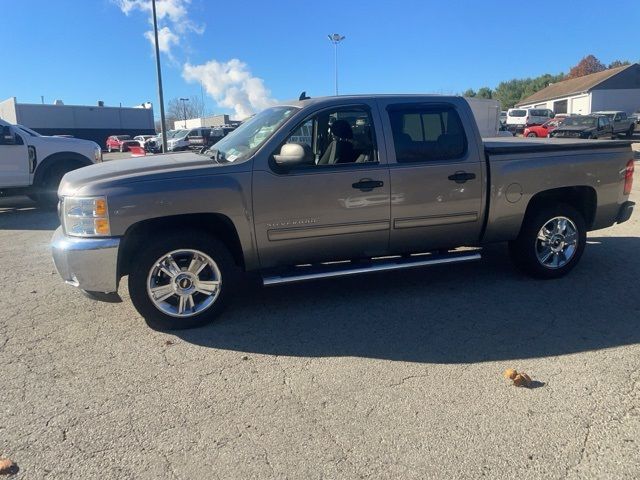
[63, 196, 110, 237]
[94, 145, 103, 163]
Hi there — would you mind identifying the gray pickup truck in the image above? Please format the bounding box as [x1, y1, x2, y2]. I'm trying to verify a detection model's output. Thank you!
[592, 111, 636, 138]
[51, 95, 635, 329]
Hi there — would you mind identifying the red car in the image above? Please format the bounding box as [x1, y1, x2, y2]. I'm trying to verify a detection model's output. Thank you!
[523, 116, 567, 137]
[106, 135, 139, 152]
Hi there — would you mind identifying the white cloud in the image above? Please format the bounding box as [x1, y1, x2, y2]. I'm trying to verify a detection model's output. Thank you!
[183, 59, 276, 119]
[114, 0, 276, 118]
[143, 26, 179, 57]
[113, 0, 201, 56]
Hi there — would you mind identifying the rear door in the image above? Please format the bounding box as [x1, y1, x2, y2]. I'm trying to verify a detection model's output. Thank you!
[252, 102, 391, 268]
[378, 99, 485, 253]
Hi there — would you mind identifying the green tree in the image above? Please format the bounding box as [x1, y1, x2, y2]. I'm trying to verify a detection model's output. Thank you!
[608, 59, 630, 69]
[476, 87, 493, 99]
[462, 88, 476, 97]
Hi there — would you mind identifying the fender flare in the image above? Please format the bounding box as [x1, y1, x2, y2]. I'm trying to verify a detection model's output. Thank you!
[33, 151, 93, 186]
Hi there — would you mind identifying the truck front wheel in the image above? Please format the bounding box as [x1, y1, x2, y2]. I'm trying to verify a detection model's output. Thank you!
[32, 166, 69, 208]
[508, 204, 586, 279]
[128, 232, 238, 330]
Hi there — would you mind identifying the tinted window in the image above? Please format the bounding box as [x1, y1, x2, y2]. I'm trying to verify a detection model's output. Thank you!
[388, 105, 467, 163]
[530, 109, 549, 117]
[509, 110, 527, 117]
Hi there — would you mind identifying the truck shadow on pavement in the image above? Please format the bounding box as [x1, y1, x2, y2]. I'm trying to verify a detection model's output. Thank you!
[0, 197, 60, 231]
[176, 237, 640, 363]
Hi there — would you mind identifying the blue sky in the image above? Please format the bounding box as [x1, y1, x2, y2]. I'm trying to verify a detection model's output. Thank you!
[1, 0, 638, 118]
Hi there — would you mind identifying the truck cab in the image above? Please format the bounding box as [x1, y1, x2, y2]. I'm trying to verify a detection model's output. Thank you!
[0, 118, 102, 205]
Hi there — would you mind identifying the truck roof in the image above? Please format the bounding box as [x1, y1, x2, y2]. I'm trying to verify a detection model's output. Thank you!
[282, 94, 464, 108]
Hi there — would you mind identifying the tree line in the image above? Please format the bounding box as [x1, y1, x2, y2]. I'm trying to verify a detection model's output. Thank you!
[463, 55, 636, 109]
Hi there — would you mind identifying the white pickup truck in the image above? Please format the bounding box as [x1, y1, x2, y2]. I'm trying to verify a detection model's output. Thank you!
[0, 118, 102, 206]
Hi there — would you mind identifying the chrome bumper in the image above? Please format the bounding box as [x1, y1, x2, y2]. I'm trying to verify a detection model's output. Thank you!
[51, 227, 121, 293]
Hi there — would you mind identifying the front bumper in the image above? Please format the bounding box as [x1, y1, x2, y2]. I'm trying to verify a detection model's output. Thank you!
[617, 201, 635, 224]
[51, 227, 121, 293]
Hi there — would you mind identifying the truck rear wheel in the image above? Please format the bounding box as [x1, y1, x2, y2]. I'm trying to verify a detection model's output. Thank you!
[128, 232, 238, 330]
[508, 204, 586, 279]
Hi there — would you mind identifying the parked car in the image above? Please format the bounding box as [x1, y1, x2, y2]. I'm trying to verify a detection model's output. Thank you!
[549, 115, 613, 139]
[506, 108, 555, 133]
[630, 110, 640, 125]
[166, 128, 215, 151]
[523, 115, 567, 137]
[499, 111, 507, 126]
[133, 135, 154, 147]
[106, 135, 139, 153]
[0, 118, 102, 207]
[51, 95, 635, 330]
[592, 111, 635, 138]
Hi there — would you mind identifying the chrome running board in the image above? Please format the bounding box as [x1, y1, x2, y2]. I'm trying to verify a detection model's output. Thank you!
[262, 251, 481, 286]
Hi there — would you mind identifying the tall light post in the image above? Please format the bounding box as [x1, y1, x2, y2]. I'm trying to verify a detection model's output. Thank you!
[180, 98, 189, 128]
[327, 33, 345, 96]
[151, 0, 167, 153]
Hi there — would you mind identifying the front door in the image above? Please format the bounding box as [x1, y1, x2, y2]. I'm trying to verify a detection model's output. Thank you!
[378, 99, 485, 253]
[0, 128, 29, 187]
[252, 103, 391, 269]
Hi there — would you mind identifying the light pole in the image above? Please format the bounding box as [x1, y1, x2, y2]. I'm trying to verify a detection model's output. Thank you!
[151, 0, 168, 153]
[180, 98, 189, 128]
[327, 33, 345, 96]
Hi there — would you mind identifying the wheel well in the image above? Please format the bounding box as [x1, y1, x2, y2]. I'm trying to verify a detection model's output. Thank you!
[34, 152, 92, 186]
[118, 213, 245, 276]
[523, 186, 597, 230]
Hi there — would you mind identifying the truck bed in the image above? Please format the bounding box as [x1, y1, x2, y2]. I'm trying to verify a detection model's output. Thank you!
[483, 137, 634, 155]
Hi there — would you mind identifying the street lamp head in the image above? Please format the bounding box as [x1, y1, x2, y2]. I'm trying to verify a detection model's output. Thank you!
[180, 98, 189, 102]
[328, 33, 345, 43]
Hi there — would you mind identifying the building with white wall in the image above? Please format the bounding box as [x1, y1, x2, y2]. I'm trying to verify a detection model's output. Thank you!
[0, 97, 155, 145]
[173, 114, 240, 130]
[516, 63, 640, 115]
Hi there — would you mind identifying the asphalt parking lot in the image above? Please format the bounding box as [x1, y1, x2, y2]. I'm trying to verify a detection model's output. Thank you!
[0, 161, 639, 479]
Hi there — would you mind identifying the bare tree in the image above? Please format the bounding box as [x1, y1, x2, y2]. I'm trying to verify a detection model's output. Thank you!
[166, 96, 205, 129]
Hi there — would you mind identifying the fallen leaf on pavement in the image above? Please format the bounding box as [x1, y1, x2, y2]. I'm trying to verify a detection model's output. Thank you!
[503, 368, 518, 380]
[0, 458, 17, 475]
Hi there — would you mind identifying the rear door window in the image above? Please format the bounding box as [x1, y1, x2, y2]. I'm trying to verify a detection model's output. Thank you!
[388, 105, 467, 163]
[509, 110, 527, 117]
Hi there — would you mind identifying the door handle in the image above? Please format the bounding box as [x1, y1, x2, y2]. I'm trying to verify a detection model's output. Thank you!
[352, 179, 384, 191]
[448, 171, 476, 184]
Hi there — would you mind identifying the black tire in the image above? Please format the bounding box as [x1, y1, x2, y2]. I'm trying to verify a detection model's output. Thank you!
[526, 132, 537, 137]
[626, 126, 634, 138]
[128, 232, 239, 330]
[32, 166, 68, 208]
[508, 203, 586, 279]
[108, 146, 112, 153]
[119, 145, 125, 153]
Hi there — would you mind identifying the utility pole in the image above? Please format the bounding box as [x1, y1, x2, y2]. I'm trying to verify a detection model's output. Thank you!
[180, 98, 189, 128]
[151, 0, 168, 152]
[327, 33, 346, 95]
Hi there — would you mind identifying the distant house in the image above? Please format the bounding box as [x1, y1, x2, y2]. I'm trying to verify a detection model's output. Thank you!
[516, 63, 640, 115]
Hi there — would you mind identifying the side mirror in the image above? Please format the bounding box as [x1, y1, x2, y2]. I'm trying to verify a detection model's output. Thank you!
[0, 126, 16, 145]
[274, 143, 309, 167]
[550, 112, 556, 118]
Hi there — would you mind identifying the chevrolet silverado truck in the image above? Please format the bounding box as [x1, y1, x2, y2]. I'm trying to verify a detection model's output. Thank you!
[51, 95, 635, 330]
[0, 118, 102, 206]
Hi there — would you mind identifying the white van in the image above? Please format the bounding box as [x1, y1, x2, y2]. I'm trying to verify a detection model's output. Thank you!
[506, 108, 555, 132]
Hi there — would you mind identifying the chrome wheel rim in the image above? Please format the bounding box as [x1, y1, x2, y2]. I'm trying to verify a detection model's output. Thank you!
[535, 216, 578, 269]
[146, 249, 221, 318]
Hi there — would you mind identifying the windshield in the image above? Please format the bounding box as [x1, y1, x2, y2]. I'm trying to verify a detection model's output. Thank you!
[206, 106, 299, 162]
[509, 110, 526, 117]
[561, 117, 596, 127]
[171, 130, 189, 139]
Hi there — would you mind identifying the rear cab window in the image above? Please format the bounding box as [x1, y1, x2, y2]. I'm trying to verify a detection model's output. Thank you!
[508, 110, 527, 117]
